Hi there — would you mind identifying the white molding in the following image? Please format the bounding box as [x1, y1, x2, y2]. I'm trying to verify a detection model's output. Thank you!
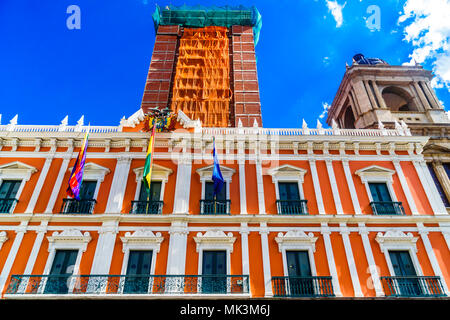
[39, 228, 91, 294]
[238, 161, 247, 214]
[392, 160, 419, 215]
[0, 161, 38, 213]
[309, 160, 326, 214]
[119, 229, 164, 293]
[259, 224, 273, 297]
[45, 156, 71, 213]
[325, 160, 344, 214]
[342, 160, 362, 215]
[25, 157, 53, 213]
[0, 231, 8, 250]
[194, 230, 236, 279]
[67, 162, 110, 201]
[196, 164, 235, 201]
[355, 165, 398, 205]
[375, 229, 422, 277]
[320, 224, 342, 296]
[275, 230, 318, 280]
[339, 224, 364, 297]
[255, 161, 266, 214]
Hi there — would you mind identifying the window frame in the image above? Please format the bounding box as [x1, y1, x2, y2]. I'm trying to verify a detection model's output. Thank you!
[355, 165, 398, 203]
[133, 164, 173, 202]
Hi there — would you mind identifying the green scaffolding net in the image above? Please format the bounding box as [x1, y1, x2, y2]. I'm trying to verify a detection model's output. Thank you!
[152, 4, 262, 46]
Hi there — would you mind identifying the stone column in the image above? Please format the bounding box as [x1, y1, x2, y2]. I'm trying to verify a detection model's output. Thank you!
[340, 223, 364, 297]
[0, 221, 27, 293]
[432, 161, 450, 204]
[420, 81, 440, 109]
[259, 223, 273, 297]
[45, 154, 71, 213]
[238, 158, 247, 214]
[412, 81, 432, 110]
[255, 159, 266, 214]
[309, 159, 325, 214]
[320, 223, 342, 297]
[342, 159, 362, 214]
[105, 155, 132, 213]
[240, 223, 251, 294]
[325, 159, 343, 214]
[358, 223, 384, 296]
[25, 155, 54, 213]
[166, 220, 188, 275]
[371, 80, 387, 109]
[172, 154, 192, 215]
[89, 220, 119, 276]
[363, 80, 378, 110]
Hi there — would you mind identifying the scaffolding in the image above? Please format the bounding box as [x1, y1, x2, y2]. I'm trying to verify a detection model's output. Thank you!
[152, 4, 262, 45]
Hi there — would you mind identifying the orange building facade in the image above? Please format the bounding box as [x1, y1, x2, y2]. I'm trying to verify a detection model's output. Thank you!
[0, 6, 449, 299]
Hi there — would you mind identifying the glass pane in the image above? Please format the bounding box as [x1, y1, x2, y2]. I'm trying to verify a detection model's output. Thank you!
[369, 183, 392, 202]
[279, 183, 300, 200]
[0, 180, 21, 199]
[79, 181, 97, 200]
[205, 182, 226, 200]
[139, 181, 162, 201]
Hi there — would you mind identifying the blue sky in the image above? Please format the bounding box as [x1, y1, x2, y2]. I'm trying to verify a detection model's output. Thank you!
[1, 0, 449, 129]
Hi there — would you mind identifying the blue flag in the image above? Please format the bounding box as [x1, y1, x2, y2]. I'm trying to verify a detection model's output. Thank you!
[212, 139, 224, 198]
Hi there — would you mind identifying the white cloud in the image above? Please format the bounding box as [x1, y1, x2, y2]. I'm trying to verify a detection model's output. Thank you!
[398, 0, 450, 89]
[326, 1, 346, 28]
[319, 102, 331, 119]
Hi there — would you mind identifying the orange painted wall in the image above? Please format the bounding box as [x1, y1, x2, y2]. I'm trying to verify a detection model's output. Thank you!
[34, 158, 63, 213]
[0, 231, 17, 275]
[349, 232, 374, 296]
[401, 161, 434, 214]
[267, 232, 283, 277]
[53, 158, 116, 214]
[316, 160, 337, 214]
[330, 232, 354, 296]
[245, 164, 259, 214]
[332, 161, 354, 214]
[428, 232, 450, 285]
[247, 232, 265, 297]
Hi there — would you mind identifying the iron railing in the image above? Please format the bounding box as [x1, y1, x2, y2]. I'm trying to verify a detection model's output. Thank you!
[272, 276, 334, 297]
[370, 201, 405, 215]
[200, 200, 231, 215]
[0, 198, 18, 213]
[380, 276, 446, 297]
[130, 201, 164, 214]
[276, 200, 308, 215]
[6, 274, 249, 295]
[60, 199, 96, 214]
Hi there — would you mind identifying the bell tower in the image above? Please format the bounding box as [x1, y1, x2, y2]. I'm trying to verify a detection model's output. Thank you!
[326, 54, 449, 134]
[327, 53, 450, 209]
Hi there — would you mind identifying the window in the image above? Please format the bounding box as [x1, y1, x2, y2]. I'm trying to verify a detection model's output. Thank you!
[131, 182, 163, 214]
[205, 182, 226, 201]
[201, 250, 227, 293]
[139, 182, 162, 202]
[0, 180, 21, 213]
[286, 251, 314, 296]
[388, 250, 422, 296]
[355, 165, 404, 215]
[123, 250, 153, 294]
[44, 250, 78, 294]
[62, 181, 97, 214]
[267, 165, 308, 215]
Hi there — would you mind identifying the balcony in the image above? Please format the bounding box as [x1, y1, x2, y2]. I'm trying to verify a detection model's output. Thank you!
[272, 276, 334, 297]
[0, 198, 18, 213]
[370, 201, 405, 215]
[130, 200, 163, 214]
[200, 200, 231, 215]
[276, 200, 308, 215]
[60, 199, 96, 214]
[380, 276, 446, 297]
[5, 274, 249, 296]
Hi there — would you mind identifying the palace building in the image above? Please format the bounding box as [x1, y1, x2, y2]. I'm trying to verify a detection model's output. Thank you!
[0, 5, 449, 299]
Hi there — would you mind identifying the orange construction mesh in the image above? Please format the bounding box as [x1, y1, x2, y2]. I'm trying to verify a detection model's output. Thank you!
[171, 26, 231, 127]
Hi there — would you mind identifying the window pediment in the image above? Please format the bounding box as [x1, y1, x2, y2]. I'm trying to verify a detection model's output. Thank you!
[375, 229, 418, 252]
[267, 164, 307, 183]
[47, 228, 92, 252]
[133, 164, 173, 182]
[0, 161, 37, 180]
[196, 165, 235, 181]
[355, 165, 395, 183]
[275, 230, 318, 252]
[193, 229, 236, 252]
[120, 229, 164, 253]
[68, 162, 110, 182]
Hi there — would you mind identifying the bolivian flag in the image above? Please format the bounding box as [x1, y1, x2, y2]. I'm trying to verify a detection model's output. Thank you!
[142, 122, 156, 194]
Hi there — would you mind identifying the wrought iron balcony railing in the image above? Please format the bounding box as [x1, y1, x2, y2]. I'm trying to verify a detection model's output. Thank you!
[272, 276, 334, 297]
[370, 201, 405, 215]
[60, 199, 96, 214]
[200, 200, 231, 215]
[0, 198, 18, 213]
[130, 201, 163, 214]
[276, 200, 308, 215]
[380, 276, 446, 297]
[6, 274, 249, 295]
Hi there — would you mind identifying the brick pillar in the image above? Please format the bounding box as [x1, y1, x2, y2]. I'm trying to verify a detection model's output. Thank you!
[230, 26, 262, 127]
[140, 25, 180, 114]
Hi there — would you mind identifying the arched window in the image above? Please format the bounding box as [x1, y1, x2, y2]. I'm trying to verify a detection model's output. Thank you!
[343, 106, 356, 129]
[382, 86, 418, 112]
